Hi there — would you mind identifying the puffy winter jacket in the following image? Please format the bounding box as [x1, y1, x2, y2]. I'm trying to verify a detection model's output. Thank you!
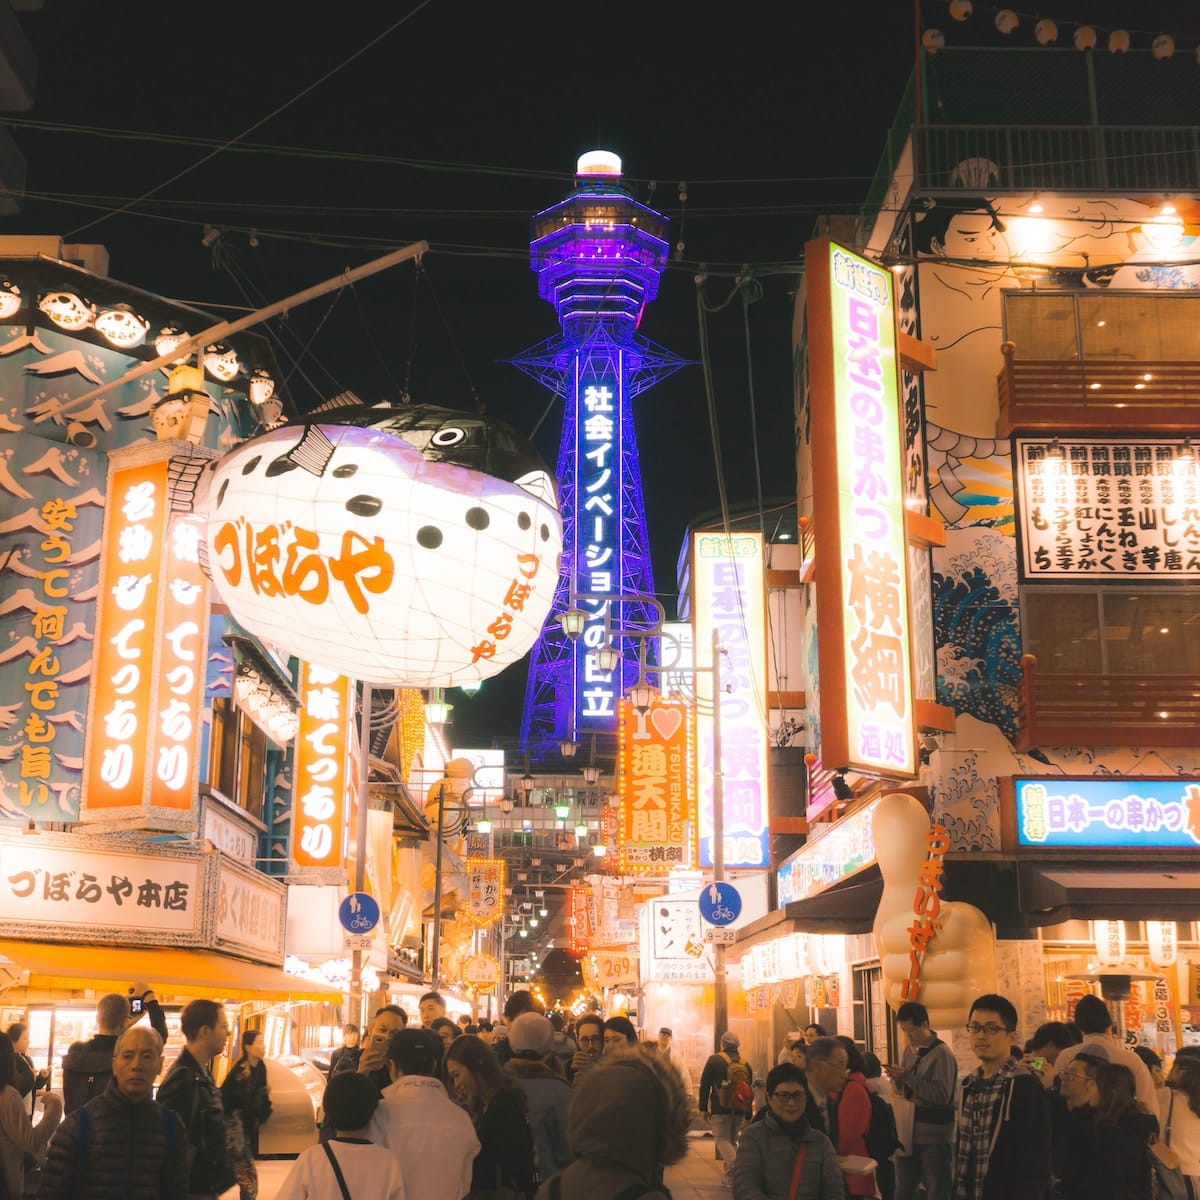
[37, 1079, 188, 1200]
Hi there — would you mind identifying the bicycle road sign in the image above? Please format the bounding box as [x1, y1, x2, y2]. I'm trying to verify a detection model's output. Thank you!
[339, 892, 381, 933]
[698, 881, 742, 926]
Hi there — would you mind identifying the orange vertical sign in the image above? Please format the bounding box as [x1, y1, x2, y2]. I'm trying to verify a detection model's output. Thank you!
[617, 697, 694, 873]
[148, 514, 210, 809]
[291, 663, 351, 874]
[82, 456, 170, 814]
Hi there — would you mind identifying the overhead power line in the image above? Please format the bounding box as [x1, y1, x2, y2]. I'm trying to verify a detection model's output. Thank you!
[64, 0, 440, 239]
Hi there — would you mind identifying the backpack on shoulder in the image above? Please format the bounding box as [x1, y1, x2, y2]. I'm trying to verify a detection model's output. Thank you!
[716, 1053, 754, 1114]
[61, 1044, 114, 1114]
[864, 1091, 902, 1163]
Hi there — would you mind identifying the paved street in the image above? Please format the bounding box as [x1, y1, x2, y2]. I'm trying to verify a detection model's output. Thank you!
[245, 1132, 729, 1198]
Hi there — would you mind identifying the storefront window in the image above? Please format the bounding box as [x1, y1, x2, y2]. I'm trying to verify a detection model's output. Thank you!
[209, 697, 268, 823]
[1022, 588, 1200, 675]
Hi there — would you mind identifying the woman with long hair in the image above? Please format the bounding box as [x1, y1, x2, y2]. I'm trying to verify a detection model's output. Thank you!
[220, 1029, 272, 1200]
[0, 1031, 60, 1199]
[1090, 1061, 1158, 1200]
[1160, 1055, 1200, 1193]
[444, 1034, 536, 1199]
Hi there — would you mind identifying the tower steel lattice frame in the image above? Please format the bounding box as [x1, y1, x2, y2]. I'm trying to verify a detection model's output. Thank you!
[509, 165, 689, 755]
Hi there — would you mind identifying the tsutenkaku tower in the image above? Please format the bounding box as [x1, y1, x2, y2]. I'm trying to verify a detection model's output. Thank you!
[511, 151, 687, 751]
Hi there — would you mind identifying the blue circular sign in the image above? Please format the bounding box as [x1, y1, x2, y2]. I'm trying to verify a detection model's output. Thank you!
[338, 892, 381, 933]
[698, 882, 742, 926]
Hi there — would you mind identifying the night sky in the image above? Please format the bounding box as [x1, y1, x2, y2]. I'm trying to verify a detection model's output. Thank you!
[7, 0, 1195, 742]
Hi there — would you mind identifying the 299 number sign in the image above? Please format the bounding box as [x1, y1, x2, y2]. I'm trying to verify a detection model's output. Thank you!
[590, 949, 638, 987]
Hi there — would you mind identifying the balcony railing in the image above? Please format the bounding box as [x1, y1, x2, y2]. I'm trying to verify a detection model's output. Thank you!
[1016, 655, 1200, 750]
[996, 344, 1200, 435]
[915, 125, 1200, 194]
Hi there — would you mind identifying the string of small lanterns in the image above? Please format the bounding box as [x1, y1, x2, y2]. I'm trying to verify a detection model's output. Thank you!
[923, 2, 1200, 60]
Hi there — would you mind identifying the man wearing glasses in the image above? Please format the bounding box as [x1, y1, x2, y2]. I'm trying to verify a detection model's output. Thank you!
[729, 1063, 845, 1199]
[568, 1014, 605, 1083]
[885, 1000, 957, 1200]
[954, 993, 1052, 1200]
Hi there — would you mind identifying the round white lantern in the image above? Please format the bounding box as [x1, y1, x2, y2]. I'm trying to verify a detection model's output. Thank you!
[1074, 26, 1098, 51]
[994, 9, 1018, 35]
[1034, 19, 1058, 45]
[202, 403, 563, 687]
[948, 0, 972, 20]
[1152, 34, 1176, 60]
[922, 29, 945, 53]
[1147, 921, 1177, 968]
[1107, 30, 1131, 54]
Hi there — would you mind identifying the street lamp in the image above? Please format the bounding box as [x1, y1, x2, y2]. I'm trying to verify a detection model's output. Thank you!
[595, 643, 620, 673]
[559, 740, 578, 758]
[581, 764, 601, 786]
[520, 773, 536, 802]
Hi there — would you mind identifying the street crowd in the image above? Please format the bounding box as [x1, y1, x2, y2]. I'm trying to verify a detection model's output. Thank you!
[698, 993, 1200, 1200]
[1, 985, 1198, 1199]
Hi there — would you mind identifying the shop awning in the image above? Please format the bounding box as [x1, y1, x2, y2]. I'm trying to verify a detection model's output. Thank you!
[779, 866, 884, 934]
[1017, 861, 1200, 926]
[0, 940, 343, 1002]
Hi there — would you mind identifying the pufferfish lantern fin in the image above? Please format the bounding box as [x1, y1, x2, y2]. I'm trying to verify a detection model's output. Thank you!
[283, 425, 336, 477]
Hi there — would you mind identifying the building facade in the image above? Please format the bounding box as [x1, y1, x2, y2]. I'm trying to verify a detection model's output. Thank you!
[735, 48, 1200, 1067]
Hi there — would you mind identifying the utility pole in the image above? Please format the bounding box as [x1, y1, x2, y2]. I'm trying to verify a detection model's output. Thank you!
[711, 626, 727, 1051]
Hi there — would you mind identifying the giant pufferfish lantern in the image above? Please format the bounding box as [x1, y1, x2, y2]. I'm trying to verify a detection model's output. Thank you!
[198, 402, 562, 687]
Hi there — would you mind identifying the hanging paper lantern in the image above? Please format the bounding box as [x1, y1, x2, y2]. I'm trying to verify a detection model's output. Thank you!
[94, 304, 150, 349]
[0, 281, 20, 320]
[948, 0, 972, 19]
[154, 325, 192, 364]
[1034, 19, 1059, 45]
[1107, 29, 1131, 54]
[200, 402, 563, 687]
[1152, 34, 1176, 60]
[1074, 25, 1098, 51]
[38, 290, 94, 331]
[1147, 921, 1177, 968]
[994, 9, 1018, 34]
[922, 28, 946, 52]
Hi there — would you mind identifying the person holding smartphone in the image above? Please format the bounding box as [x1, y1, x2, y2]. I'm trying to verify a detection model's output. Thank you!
[568, 1014, 605, 1084]
[884, 1001, 957, 1200]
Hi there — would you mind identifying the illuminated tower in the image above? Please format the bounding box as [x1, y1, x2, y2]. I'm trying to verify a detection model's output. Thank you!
[512, 151, 687, 750]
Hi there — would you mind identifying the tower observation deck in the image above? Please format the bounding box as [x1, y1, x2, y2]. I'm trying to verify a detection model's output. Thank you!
[511, 151, 688, 752]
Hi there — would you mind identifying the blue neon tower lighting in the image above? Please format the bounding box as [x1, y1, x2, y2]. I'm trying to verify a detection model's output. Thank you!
[511, 150, 688, 751]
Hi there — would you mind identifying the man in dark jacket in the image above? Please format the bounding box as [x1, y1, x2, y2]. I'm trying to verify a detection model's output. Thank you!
[699, 1031, 755, 1186]
[38, 1025, 188, 1200]
[156, 998, 233, 1200]
[954, 993, 1052, 1200]
[61, 993, 127, 1114]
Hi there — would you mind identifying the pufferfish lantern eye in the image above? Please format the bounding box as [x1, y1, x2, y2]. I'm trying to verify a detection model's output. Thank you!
[431, 426, 466, 447]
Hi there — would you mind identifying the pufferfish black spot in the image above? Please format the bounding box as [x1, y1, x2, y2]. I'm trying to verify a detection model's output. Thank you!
[466, 507, 490, 530]
[240, 456, 261, 475]
[333, 464, 358, 478]
[217, 479, 229, 507]
[518, 512, 532, 531]
[265, 457, 299, 478]
[541, 524, 550, 541]
[417, 526, 443, 549]
[346, 495, 382, 517]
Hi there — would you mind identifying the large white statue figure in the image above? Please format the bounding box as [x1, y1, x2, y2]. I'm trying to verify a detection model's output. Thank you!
[872, 791, 996, 1028]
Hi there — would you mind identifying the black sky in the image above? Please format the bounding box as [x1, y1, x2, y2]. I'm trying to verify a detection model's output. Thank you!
[10, 1, 1195, 742]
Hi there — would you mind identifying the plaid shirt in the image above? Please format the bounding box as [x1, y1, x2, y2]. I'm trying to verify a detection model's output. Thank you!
[954, 1058, 1020, 1200]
